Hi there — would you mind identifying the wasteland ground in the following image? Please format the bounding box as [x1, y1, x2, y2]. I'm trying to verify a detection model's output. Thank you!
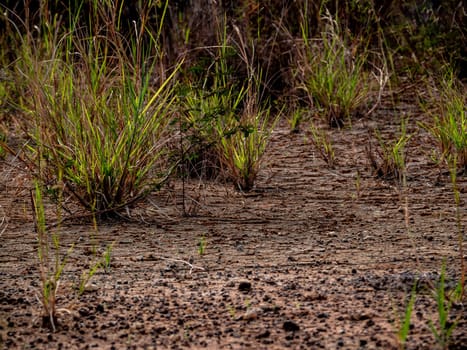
[0, 93, 466, 349]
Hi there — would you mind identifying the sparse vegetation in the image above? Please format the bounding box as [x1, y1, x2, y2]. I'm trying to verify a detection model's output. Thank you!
[449, 158, 465, 301]
[0, 0, 466, 347]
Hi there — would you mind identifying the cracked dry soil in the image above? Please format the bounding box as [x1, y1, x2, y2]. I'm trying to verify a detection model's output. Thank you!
[0, 103, 466, 349]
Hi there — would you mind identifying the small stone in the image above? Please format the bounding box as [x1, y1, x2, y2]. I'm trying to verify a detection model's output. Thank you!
[132, 322, 144, 330]
[78, 307, 90, 317]
[84, 282, 99, 293]
[238, 281, 252, 293]
[242, 307, 261, 321]
[283, 320, 300, 332]
[95, 304, 105, 313]
[225, 281, 235, 288]
[256, 329, 270, 339]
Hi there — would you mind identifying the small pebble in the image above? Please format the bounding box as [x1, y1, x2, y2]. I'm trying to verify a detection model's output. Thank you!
[242, 308, 261, 321]
[283, 320, 300, 332]
[84, 282, 99, 293]
[238, 281, 252, 293]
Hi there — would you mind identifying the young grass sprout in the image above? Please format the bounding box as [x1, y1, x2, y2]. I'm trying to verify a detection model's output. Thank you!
[198, 235, 207, 256]
[309, 121, 335, 168]
[180, 16, 245, 181]
[368, 118, 411, 183]
[428, 262, 459, 350]
[78, 241, 115, 295]
[32, 181, 73, 331]
[394, 282, 417, 350]
[102, 242, 115, 273]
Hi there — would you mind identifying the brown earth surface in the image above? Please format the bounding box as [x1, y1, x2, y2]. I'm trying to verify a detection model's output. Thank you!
[0, 98, 466, 349]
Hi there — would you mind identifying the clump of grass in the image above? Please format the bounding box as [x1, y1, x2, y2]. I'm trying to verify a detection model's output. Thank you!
[179, 14, 244, 180]
[214, 26, 279, 191]
[181, 67, 245, 179]
[0, 202, 7, 237]
[183, 21, 278, 192]
[421, 69, 466, 175]
[215, 90, 277, 191]
[367, 117, 411, 183]
[13, 4, 178, 217]
[181, 84, 243, 180]
[298, 9, 371, 128]
[288, 107, 308, 134]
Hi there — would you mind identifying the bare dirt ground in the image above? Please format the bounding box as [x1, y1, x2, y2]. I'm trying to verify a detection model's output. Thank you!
[0, 98, 466, 349]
